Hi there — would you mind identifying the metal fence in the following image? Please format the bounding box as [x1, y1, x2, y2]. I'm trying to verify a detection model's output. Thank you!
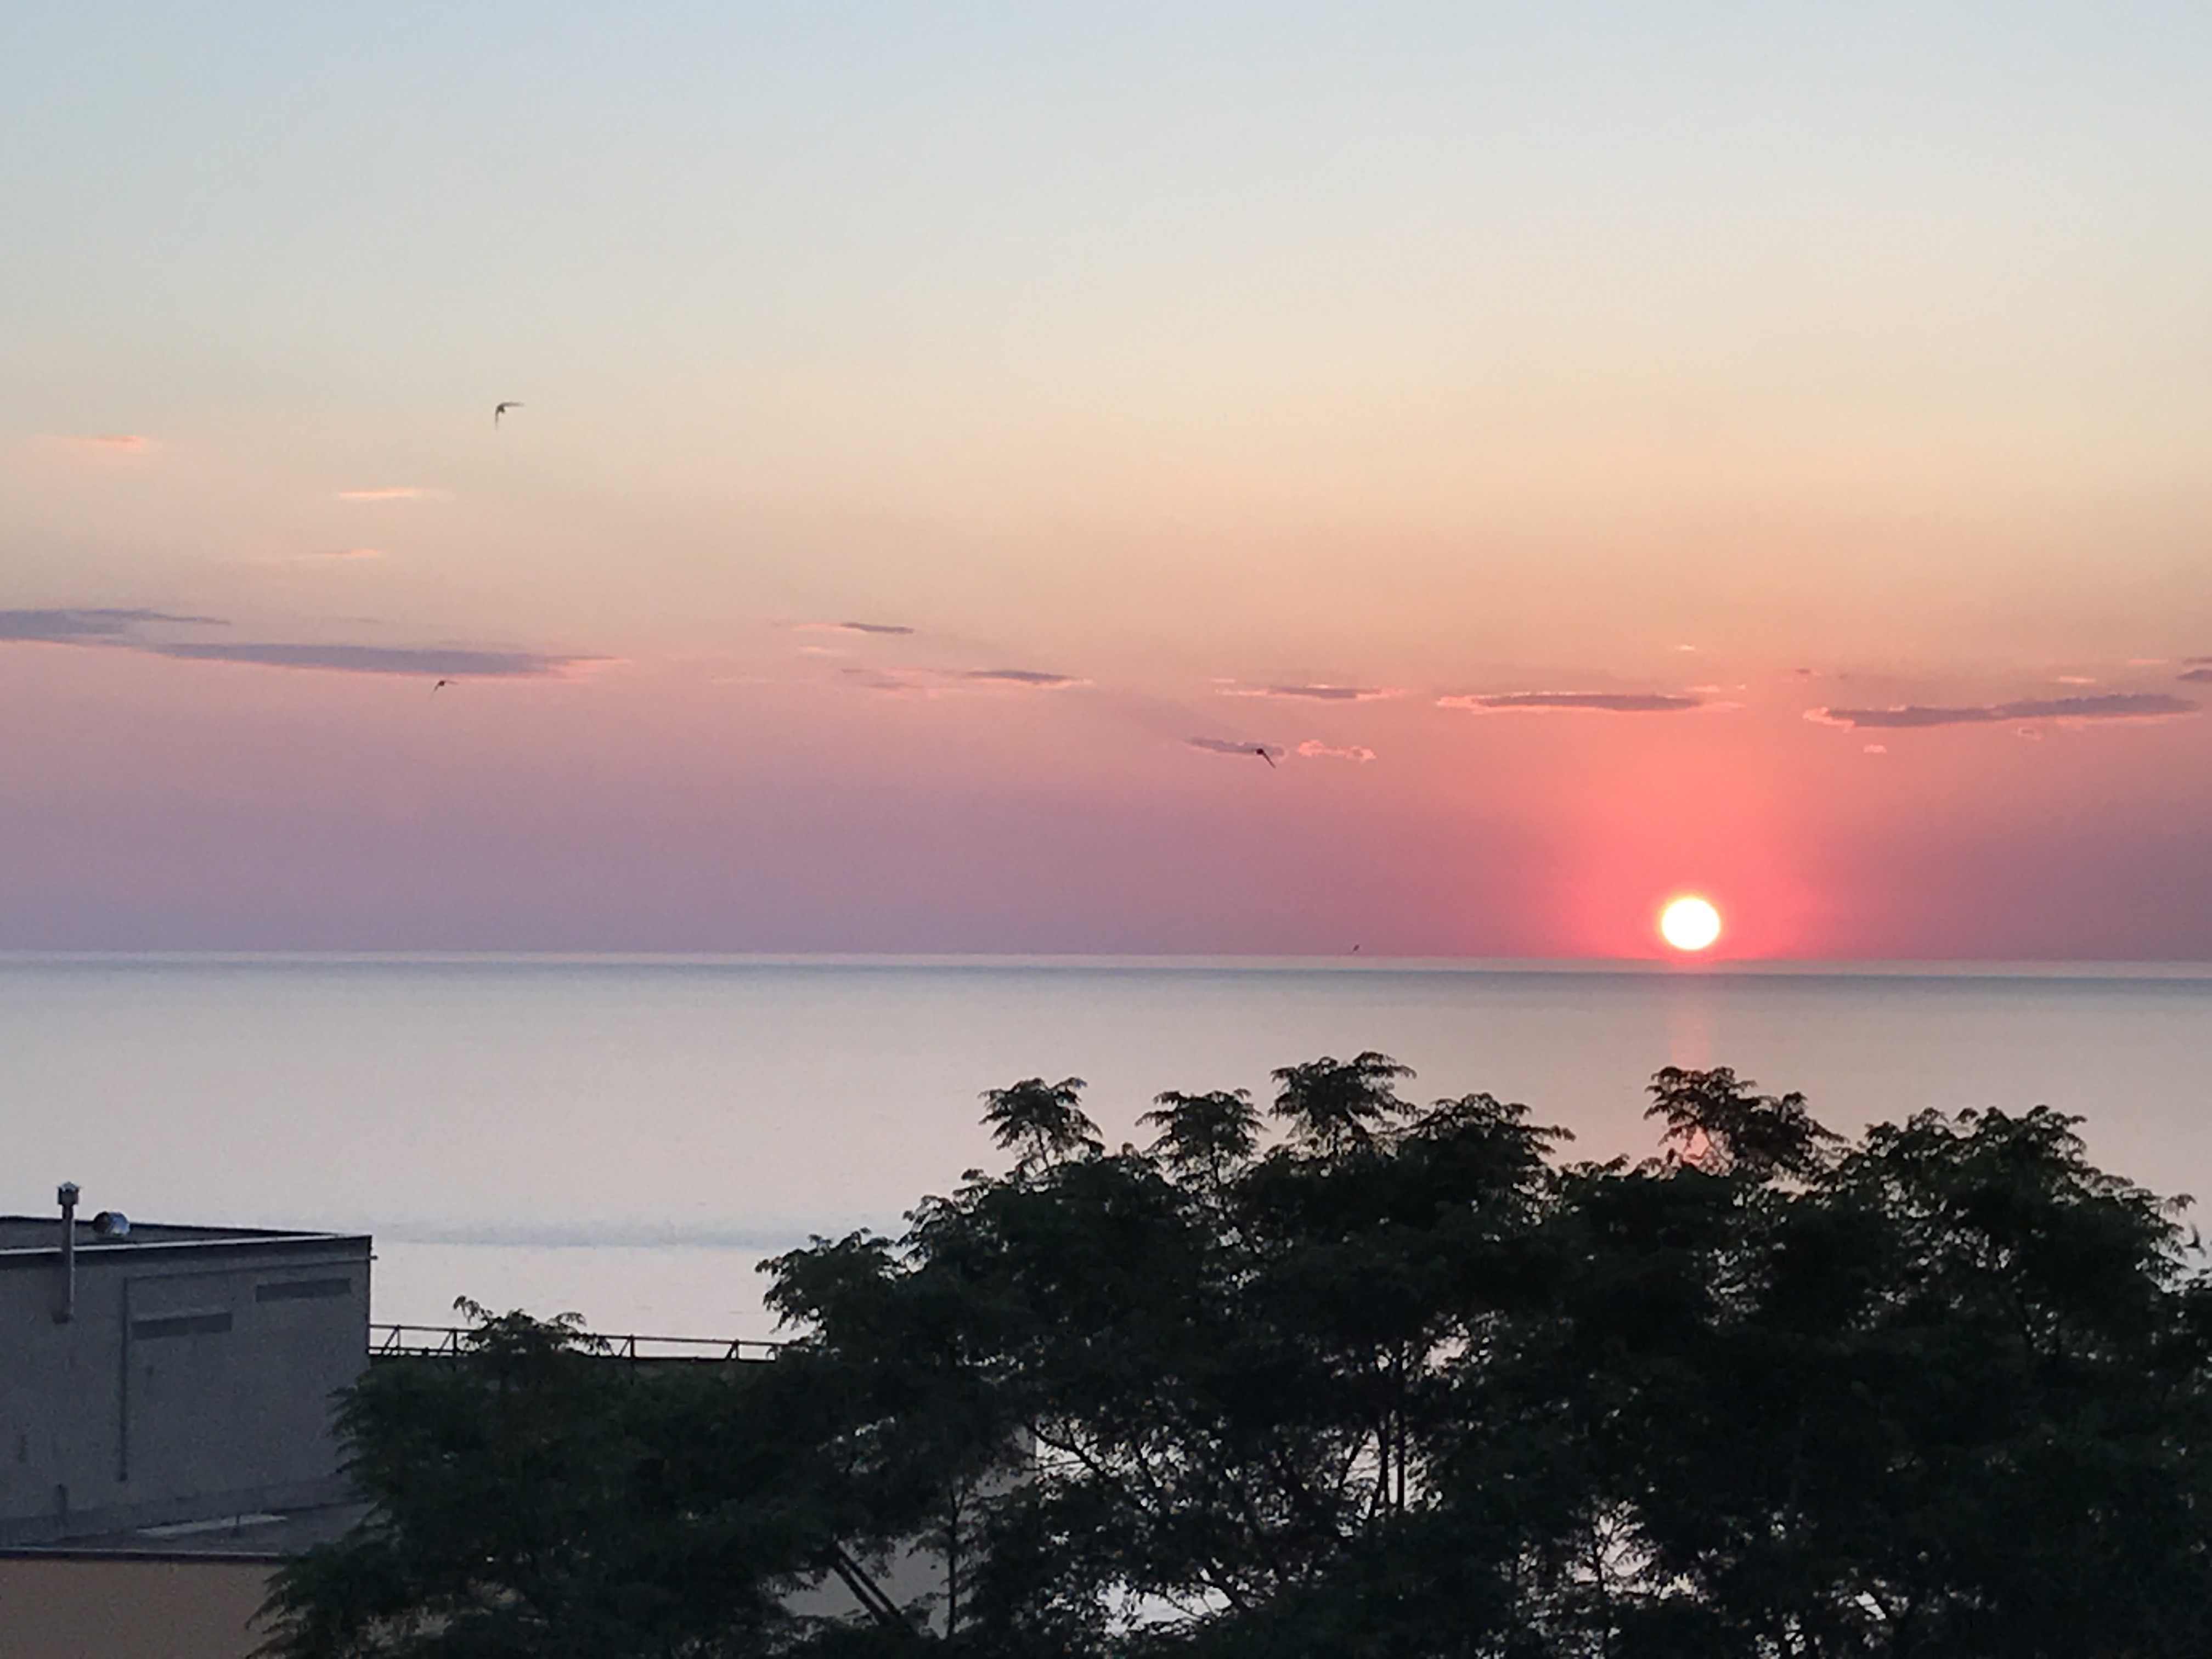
[370, 1323, 784, 1363]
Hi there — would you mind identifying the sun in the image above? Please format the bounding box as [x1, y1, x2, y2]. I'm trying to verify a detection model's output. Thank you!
[1659, 895, 1723, 953]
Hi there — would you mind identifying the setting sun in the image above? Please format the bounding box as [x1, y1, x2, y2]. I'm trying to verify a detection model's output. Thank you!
[1659, 896, 1723, 953]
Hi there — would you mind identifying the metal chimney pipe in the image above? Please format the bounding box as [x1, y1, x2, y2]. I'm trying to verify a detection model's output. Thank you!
[55, 1182, 79, 1324]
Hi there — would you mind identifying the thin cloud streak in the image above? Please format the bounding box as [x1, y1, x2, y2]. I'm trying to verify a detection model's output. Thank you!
[1805, 693, 2199, 730]
[793, 620, 915, 636]
[0, 607, 221, 641]
[58, 433, 153, 453]
[2180, 668, 2212, 684]
[1439, 691, 1706, 714]
[1296, 740, 1376, 763]
[335, 486, 438, 501]
[147, 642, 585, 678]
[838, 665, 1086, 694]
[1189, 737, 1284, 760]
[963, 668, 1084, 687]
[0, 607, 588, 680]
[1221, 684, 1395, 702]
[841, 667, 923, 694]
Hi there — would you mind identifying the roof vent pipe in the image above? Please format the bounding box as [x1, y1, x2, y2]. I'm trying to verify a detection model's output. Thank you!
[54, 1183, 78, 1324]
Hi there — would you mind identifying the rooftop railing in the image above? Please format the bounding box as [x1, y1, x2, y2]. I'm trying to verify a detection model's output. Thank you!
[370, 1323, 784, 1363]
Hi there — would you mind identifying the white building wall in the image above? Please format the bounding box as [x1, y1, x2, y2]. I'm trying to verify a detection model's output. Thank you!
[0, 1234, 370, 1544]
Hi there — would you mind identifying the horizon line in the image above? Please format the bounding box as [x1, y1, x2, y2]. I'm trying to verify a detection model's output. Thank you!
[1, 950, 2209, 982]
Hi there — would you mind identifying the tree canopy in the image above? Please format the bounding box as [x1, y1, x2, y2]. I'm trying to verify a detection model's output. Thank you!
[267, 1062, 2212, 1658]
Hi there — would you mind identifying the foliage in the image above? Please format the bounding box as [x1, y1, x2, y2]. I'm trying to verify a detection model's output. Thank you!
[980, 1076, 1101, 1171]
[1643, 1064, 1839, 1180]
[267, 1065, 2212, 1659]
[261, 1304, 929, 1658]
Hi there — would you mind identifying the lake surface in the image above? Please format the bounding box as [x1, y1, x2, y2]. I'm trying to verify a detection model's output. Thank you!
[4, 955, 2210, 1339]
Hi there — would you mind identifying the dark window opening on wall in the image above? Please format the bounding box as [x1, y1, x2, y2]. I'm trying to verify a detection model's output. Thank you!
[131, 1311, 234, 1340]
[256, 1278, 352, 1302]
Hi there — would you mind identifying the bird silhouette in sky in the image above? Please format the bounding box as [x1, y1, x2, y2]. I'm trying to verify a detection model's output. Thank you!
[430, 679, 454, 696]
[1254, 746, 1277, 769]
[494, 402, 523, 426]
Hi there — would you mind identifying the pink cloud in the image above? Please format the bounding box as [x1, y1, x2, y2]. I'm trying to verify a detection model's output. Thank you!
[1220, 683, 1397, 702]
[1188, 737, 1283, 763]
[148, 642, 594, 679]
[336, 486, 438, 501]
[1805, 692, 2197, 730]
[1296, 740, 1375, 763]
[838, 665, 1086, 695]
[1441, 691, 1705, 714]
[840, 667, 929, 696]
[963, 668, 1085, 688]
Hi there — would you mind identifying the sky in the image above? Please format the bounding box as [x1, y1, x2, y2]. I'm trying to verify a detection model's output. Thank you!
[3, 2, 2211, 958]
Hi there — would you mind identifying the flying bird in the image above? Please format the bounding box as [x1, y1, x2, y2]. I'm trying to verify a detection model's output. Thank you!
[1254, 746, 1277, 769]
[493, 402, 523, 426]
[430, 679, 454, 696]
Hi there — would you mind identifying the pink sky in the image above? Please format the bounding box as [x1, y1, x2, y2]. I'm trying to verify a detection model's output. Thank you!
[4, 5, 2211, 958]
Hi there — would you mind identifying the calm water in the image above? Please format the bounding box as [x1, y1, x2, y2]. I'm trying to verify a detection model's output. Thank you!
[3, 956, 2210, 1338]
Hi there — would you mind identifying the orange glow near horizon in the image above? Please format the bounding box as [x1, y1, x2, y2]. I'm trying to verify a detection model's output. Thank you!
[1660, 895, 1723, 953]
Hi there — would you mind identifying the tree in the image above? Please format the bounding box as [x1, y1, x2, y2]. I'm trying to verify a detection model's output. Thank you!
[1267, 1052, 1414, 1155]
[979, 1076, 1100, 1171]
[1138, 1089, 1260, 1186]
[1644, 1064, 1838, 1181]
[261, 1303, 936, 1657]
[266, 1064, 2212, 1659]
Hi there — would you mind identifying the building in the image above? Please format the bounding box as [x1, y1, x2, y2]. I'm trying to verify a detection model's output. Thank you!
[0, 1188, 370, 1547]
[0, 1517, 348, 1659]
[0, 1197, 948, 1654]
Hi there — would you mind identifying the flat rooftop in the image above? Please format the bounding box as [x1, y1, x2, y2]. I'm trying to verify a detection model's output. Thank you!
[0, 1217, 367, 1257]
[0, 1500, 371, 1561]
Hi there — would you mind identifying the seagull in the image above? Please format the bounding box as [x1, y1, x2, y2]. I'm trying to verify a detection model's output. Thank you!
[493, 402, 523, 426]
[430, 679, 454, 696]
[1254, 746, 1277, 769]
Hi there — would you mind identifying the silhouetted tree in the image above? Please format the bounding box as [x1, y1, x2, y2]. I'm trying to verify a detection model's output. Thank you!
[979, 1076, 1099, 1171]
[266, 1065, 2212, 1659]
[1644, 1063, 1839, 1180]
[1139, 1088, 1261, 1185]
[1267, 1051, 1413, 1155]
